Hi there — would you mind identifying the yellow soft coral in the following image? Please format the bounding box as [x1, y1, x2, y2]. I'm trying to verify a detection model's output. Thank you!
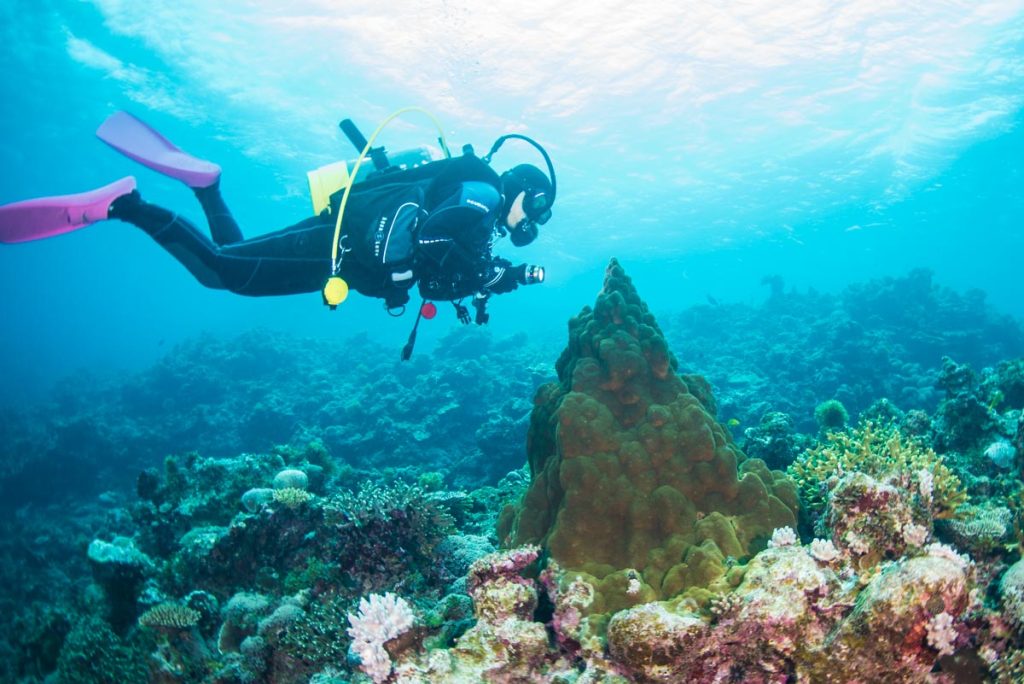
[789, 421, 966, 520]
[273, 487, 313, 509]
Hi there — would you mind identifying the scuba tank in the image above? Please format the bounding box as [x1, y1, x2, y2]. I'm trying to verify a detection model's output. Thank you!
[306, 133, 438, 216]
[317, 109, 452, 309]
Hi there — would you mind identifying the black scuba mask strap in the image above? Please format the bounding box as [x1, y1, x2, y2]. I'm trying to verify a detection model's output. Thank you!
[483, 134, 557, 213]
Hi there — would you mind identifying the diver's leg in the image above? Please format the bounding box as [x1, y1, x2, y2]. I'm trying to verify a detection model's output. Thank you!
[110, 192, 333, 296]
[109, 191, 248, 291]
[215, 214, 336, 295]
[192, 182, 243, 245]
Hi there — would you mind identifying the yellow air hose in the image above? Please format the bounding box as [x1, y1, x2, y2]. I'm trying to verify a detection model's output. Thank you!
[322, 107, 450, 308]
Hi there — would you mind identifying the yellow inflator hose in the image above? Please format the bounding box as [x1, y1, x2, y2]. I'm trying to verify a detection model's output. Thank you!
[322, 107, 450, 308]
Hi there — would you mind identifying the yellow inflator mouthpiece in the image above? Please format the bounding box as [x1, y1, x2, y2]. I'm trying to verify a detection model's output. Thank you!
[322, 276, 349, 309]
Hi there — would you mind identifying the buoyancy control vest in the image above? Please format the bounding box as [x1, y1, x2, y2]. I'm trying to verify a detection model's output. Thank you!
[327, 153, 503, 309]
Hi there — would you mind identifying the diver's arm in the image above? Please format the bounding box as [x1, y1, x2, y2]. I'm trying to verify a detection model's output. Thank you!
[480, 258, 524, 294]
[471, 259, 545, 324]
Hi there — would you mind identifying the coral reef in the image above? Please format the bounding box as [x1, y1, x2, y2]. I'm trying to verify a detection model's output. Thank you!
[789, 420, 967, 533]
[0, 327, 550, 509]
[663, 269, 1023, 436]
[0, 263, 1022, 682]
[604, 544, 974, 683]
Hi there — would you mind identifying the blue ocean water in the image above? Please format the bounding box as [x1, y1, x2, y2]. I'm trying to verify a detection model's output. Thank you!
[0, 0, 1022, 403]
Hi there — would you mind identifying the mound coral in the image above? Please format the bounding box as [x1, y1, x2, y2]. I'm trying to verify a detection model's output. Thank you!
[393, 546, 556, 682]
[604, 544, 975, 683]
[499, 259, 798, 611]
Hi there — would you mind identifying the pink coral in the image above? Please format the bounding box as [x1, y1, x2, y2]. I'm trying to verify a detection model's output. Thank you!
[827, 472, 931, 567]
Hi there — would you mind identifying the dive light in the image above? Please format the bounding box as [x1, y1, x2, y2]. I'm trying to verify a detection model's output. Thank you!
[522, 264, 545, 285]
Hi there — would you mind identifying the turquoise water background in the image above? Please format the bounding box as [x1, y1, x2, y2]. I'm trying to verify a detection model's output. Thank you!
[1, 0, 1022, 404]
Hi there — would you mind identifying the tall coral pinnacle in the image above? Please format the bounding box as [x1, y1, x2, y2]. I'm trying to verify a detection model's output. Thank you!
[499, 259, 798, 612]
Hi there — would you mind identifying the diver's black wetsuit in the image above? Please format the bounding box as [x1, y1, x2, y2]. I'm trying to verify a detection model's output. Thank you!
[109, 154, 527, 305]
[111, 187, 336, 296]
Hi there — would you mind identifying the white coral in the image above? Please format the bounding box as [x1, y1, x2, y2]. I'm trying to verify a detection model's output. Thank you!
[809, 538, 839, 562]
[917, 468, 934, 502]
[902, 523, 930, 548]
[768, 526, 797, 548]
[983, 440, 1016, 469]
[924, 542, 970, 570]
[845, 531, 870, 556]
[926, 611, 957, 656]
[347, 593, 415, 683]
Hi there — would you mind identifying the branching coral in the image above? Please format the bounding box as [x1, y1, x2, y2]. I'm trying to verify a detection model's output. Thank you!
[272, 487, 312, 509]
[347, 593, 416, 684]
[789, 420, 967, 524]
[321, 482, 455, 593]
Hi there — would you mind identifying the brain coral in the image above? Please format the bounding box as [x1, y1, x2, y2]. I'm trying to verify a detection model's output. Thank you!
[499, 259, 798, 611]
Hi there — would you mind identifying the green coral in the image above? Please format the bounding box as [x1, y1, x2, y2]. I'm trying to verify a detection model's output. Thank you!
[789, 420, 967, 523]
[994, 647, 1024, 683]
[499, 259, 798, 613]
[941, 503, 1013, 555]
[283, 557, 333, 594]
[56, 616, 148, 684]
[275, 593, 353, 669]
[814, 399, 849, 433]
[273, 487, 313, 509]
[138, 603, 201, 630]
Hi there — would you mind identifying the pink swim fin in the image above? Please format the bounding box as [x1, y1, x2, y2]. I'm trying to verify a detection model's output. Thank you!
[96, 111, 221, 188]
[0, 177, 136, 244]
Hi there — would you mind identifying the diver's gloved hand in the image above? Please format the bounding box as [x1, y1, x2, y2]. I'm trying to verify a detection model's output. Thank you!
[506, 263, 545, 286]
[454, 301, 471, 324]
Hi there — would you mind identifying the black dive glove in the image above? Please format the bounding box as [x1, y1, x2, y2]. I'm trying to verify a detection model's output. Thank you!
[487, 262, 544, 294]
[454, 301, 471, 324]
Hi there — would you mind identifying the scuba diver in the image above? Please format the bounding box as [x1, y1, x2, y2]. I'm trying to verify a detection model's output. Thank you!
[0, 109, 556, 358]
